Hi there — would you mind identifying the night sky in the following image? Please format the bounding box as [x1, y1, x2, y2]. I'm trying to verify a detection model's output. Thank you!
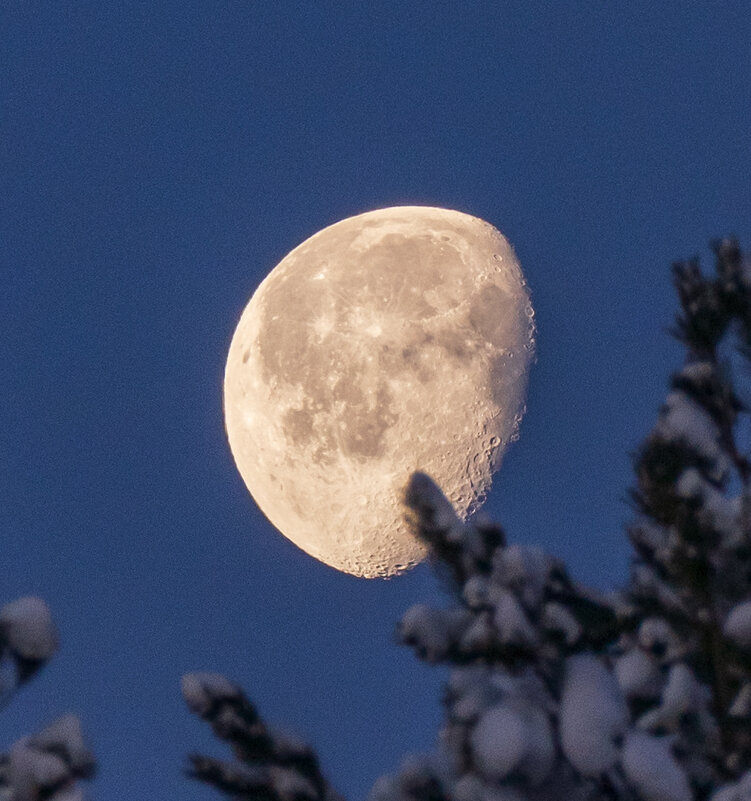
[3, 3, 751, 800]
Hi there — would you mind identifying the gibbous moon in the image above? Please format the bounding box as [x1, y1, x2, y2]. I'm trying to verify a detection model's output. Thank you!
[224, 206, 534, 578]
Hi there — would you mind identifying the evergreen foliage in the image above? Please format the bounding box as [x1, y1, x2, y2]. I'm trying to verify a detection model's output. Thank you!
[184, 241, 751, 801]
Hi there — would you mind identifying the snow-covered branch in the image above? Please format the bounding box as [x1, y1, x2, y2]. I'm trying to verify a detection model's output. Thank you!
[0, 597, 94, 801]
[0, 596, 57, 696]
[182, 672, 341, 801]
[0, 715, 95, 801]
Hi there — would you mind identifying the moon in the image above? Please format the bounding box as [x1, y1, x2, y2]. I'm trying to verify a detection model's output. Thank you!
[224, 206, 534, 578]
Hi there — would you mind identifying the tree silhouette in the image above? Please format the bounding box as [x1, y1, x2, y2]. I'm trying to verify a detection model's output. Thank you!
[184, 240, 751, 801]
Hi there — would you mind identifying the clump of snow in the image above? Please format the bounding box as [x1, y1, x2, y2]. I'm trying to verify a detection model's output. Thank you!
[31, 715, 94, 774]
[675, 467, 710, 500]
[446, 666, 490, 698]
[676, 468, 740, 541]
[661, 664, 703, 719]
[181, 672, 241, 716]
[459, 612, 496, 656]
[2, 715, 93, 801]
[631, 565, 687, 616]
[270, 766, 317, 801]
[492, 591, 537, 648]
[368, 774, 397, 801]
[637, 663, 708, 734]
[730, 683, 751, 718]
[540, 601, 581, 646]
[0, 597, 57, 662]
[657, 392, 723, 466]
[724, 600, 751, 649]
[492, 545, 553, 612]
[463, 576, 489, 609]
[615, 649, 661, 700]
[470, 704, 525, 781]
[270, 728, 312, 760]
[7, 741, 68, 799]
[712, 771, 751, 801]
[451, 774, 484, 801]
[445, 666, 496, 723]
[399, 605, 470, 663]
[559, 654, 628, 776]
[368, 755, 448, 801]
[638, 618, 685, 661]
[459, 525, 494, 562]
[470, 700, 554, 785]
[678, 360, 715, 383]
[396, 754, 448, 799]
[621, 730, 691, 801]
[632, 520, 670, 552]
[454, 774, 526, 801]
[48, 789, 85, 801]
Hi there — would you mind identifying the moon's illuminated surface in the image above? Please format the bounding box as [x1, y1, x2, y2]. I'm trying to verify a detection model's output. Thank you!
[224, 206, 535, 578]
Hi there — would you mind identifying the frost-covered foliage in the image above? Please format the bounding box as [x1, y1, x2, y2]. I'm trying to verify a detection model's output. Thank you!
[0, 596, 57, 695]
[0, 597, 94, 801]
[625, 239, 751, 798]
[181, 672, 342, 801]
[185, 240, 751, 801]
[378, 473, 629, 801]
[0, 715, 96, 801]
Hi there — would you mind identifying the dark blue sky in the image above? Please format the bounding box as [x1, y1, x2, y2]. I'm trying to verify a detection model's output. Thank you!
[2, 3, 750, 800]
